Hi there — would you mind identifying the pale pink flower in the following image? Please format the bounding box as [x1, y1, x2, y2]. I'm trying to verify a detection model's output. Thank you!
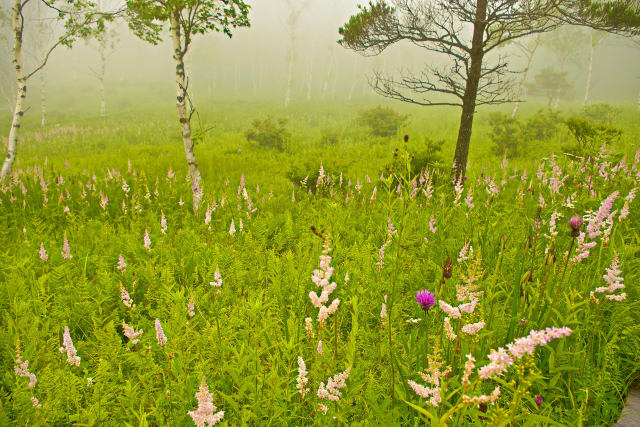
[229, 219, 236, 236]
[210, 267, 223, 288]
[187, 376, 224, 427]
[592, 253, 626, 302]
[457, 240, 473, 263]
[39, 243, 48, 262]
[380, 295, 388, 324]
[160, 211, 167, 235]
[317, 340, 323, 355]
[120, 284, 134, 309]
[61, 232, 72, 259]
[465, 192, 475, 210]
[478, 327, 571, 379]
[117, 255, 126, 273]
[14, 352, 37, 388]
[317, 367, 350, 403]
[309, 237, 340, 326]
[304, 317, 314, 338]
[188, 298, 196, 318]
[31, 397, 42, 408]
[429, 214, 437, 233]
[296, 357, 310, 398]
[587, 191, 619, 238]
[461, 321, 485, 335]
[571, 232, 597, 264]
[438, 300, 461, 319]
[143, 229, 151, 252]
[407, 380, 441, 407]
[122, 321, 143, 345]
[605, 293, 627, 301]
[59, 326, 80, 366]
[462, 386, 501, 406]
[462, 354, 475, 385]
[444, 317, 457, 341]
[155, 318, 167, 347]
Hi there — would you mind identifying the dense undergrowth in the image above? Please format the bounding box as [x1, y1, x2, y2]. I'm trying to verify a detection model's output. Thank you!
[0, 102, 639, 425]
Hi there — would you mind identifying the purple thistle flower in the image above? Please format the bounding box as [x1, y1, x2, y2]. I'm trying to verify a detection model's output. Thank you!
[535, 395, 543, 407]
[568, 216, 584, 237]
[415, 290, 436, 311]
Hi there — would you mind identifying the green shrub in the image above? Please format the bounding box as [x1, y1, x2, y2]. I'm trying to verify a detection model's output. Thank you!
[488, 112, 526, 157]
[523, 108, 563, 141]
[581, 103, 621, 125]
[244, 116, 290, 151]
[320, 129, 341, 146]
[357, 105, 407, 137]
[563, 117, 622, 156]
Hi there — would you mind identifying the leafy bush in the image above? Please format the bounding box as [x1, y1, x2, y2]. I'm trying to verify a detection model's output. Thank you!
[523, 108, 563, 141]
[563, 117, 622, 156]
[488, 113, 526, 157]
[489, 109, 564, 157]
[244, 116, 290, 151]
[357, 105, 408, 137]
[581, 103, 621, 125]
[320, 129, 341, 146]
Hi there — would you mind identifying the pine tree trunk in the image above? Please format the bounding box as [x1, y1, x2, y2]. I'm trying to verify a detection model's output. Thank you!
[583, 33, 595, 106]
[170, 11, 202, 211]
[452, 0, 487, 180]
[1, 0, 26, 181]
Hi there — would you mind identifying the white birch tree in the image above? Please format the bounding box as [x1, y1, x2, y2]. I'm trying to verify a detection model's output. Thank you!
[510, 34, 541, 117]
[583, 30, 607, 106]
[1, 0, 117, 181]
[126, 0, 250, 212]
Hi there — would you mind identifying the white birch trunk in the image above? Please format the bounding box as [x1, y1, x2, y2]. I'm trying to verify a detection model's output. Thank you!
[170, 11, 202, 211]
[284, 49, 294, 108]
[306, 60, 312, 101]
[583, 33, 595, 106]
[1, 0, 26, 181]
[512, 35, 540, 118]
[40, 71, 46, 127]
[99, 42, 106, 117]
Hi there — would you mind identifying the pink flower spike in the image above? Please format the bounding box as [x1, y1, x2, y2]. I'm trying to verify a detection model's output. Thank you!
[188, 376, 224, 427]
[39, 242, 48, 262]
[155, 318, 167, 347]
[117, 254, 126, 273]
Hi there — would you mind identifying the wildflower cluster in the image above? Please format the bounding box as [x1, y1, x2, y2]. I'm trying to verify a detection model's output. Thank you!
[308, 235, 340, 327]
[439, 253, 485, 339]
[59, 326, 80, 366]
[317, 367, 351, 413]
[187, 376, 224, 427]
[478, 327, 572, 379]
[591, 253, 626, 303]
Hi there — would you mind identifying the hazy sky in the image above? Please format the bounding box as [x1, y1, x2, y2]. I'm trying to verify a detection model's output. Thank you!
[1, 0, 640, 115]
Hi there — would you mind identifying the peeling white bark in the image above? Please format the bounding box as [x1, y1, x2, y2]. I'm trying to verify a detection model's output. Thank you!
[1, 0, 25, 180]
[512, 35, 540, 118]
[170, 11, 202, 211]
[583, 33, 595, 106]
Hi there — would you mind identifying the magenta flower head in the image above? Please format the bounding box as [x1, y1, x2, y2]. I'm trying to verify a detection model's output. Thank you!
[568, 216, 584, 237]
[535, 395, 543, 407]
[415, 290, 436, 311]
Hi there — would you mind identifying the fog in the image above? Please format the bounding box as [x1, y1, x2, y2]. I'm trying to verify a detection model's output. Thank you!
[1, 0, 640, 116]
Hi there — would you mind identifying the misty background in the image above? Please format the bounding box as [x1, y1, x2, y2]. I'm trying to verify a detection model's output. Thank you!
[1, 0, 640, 118]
